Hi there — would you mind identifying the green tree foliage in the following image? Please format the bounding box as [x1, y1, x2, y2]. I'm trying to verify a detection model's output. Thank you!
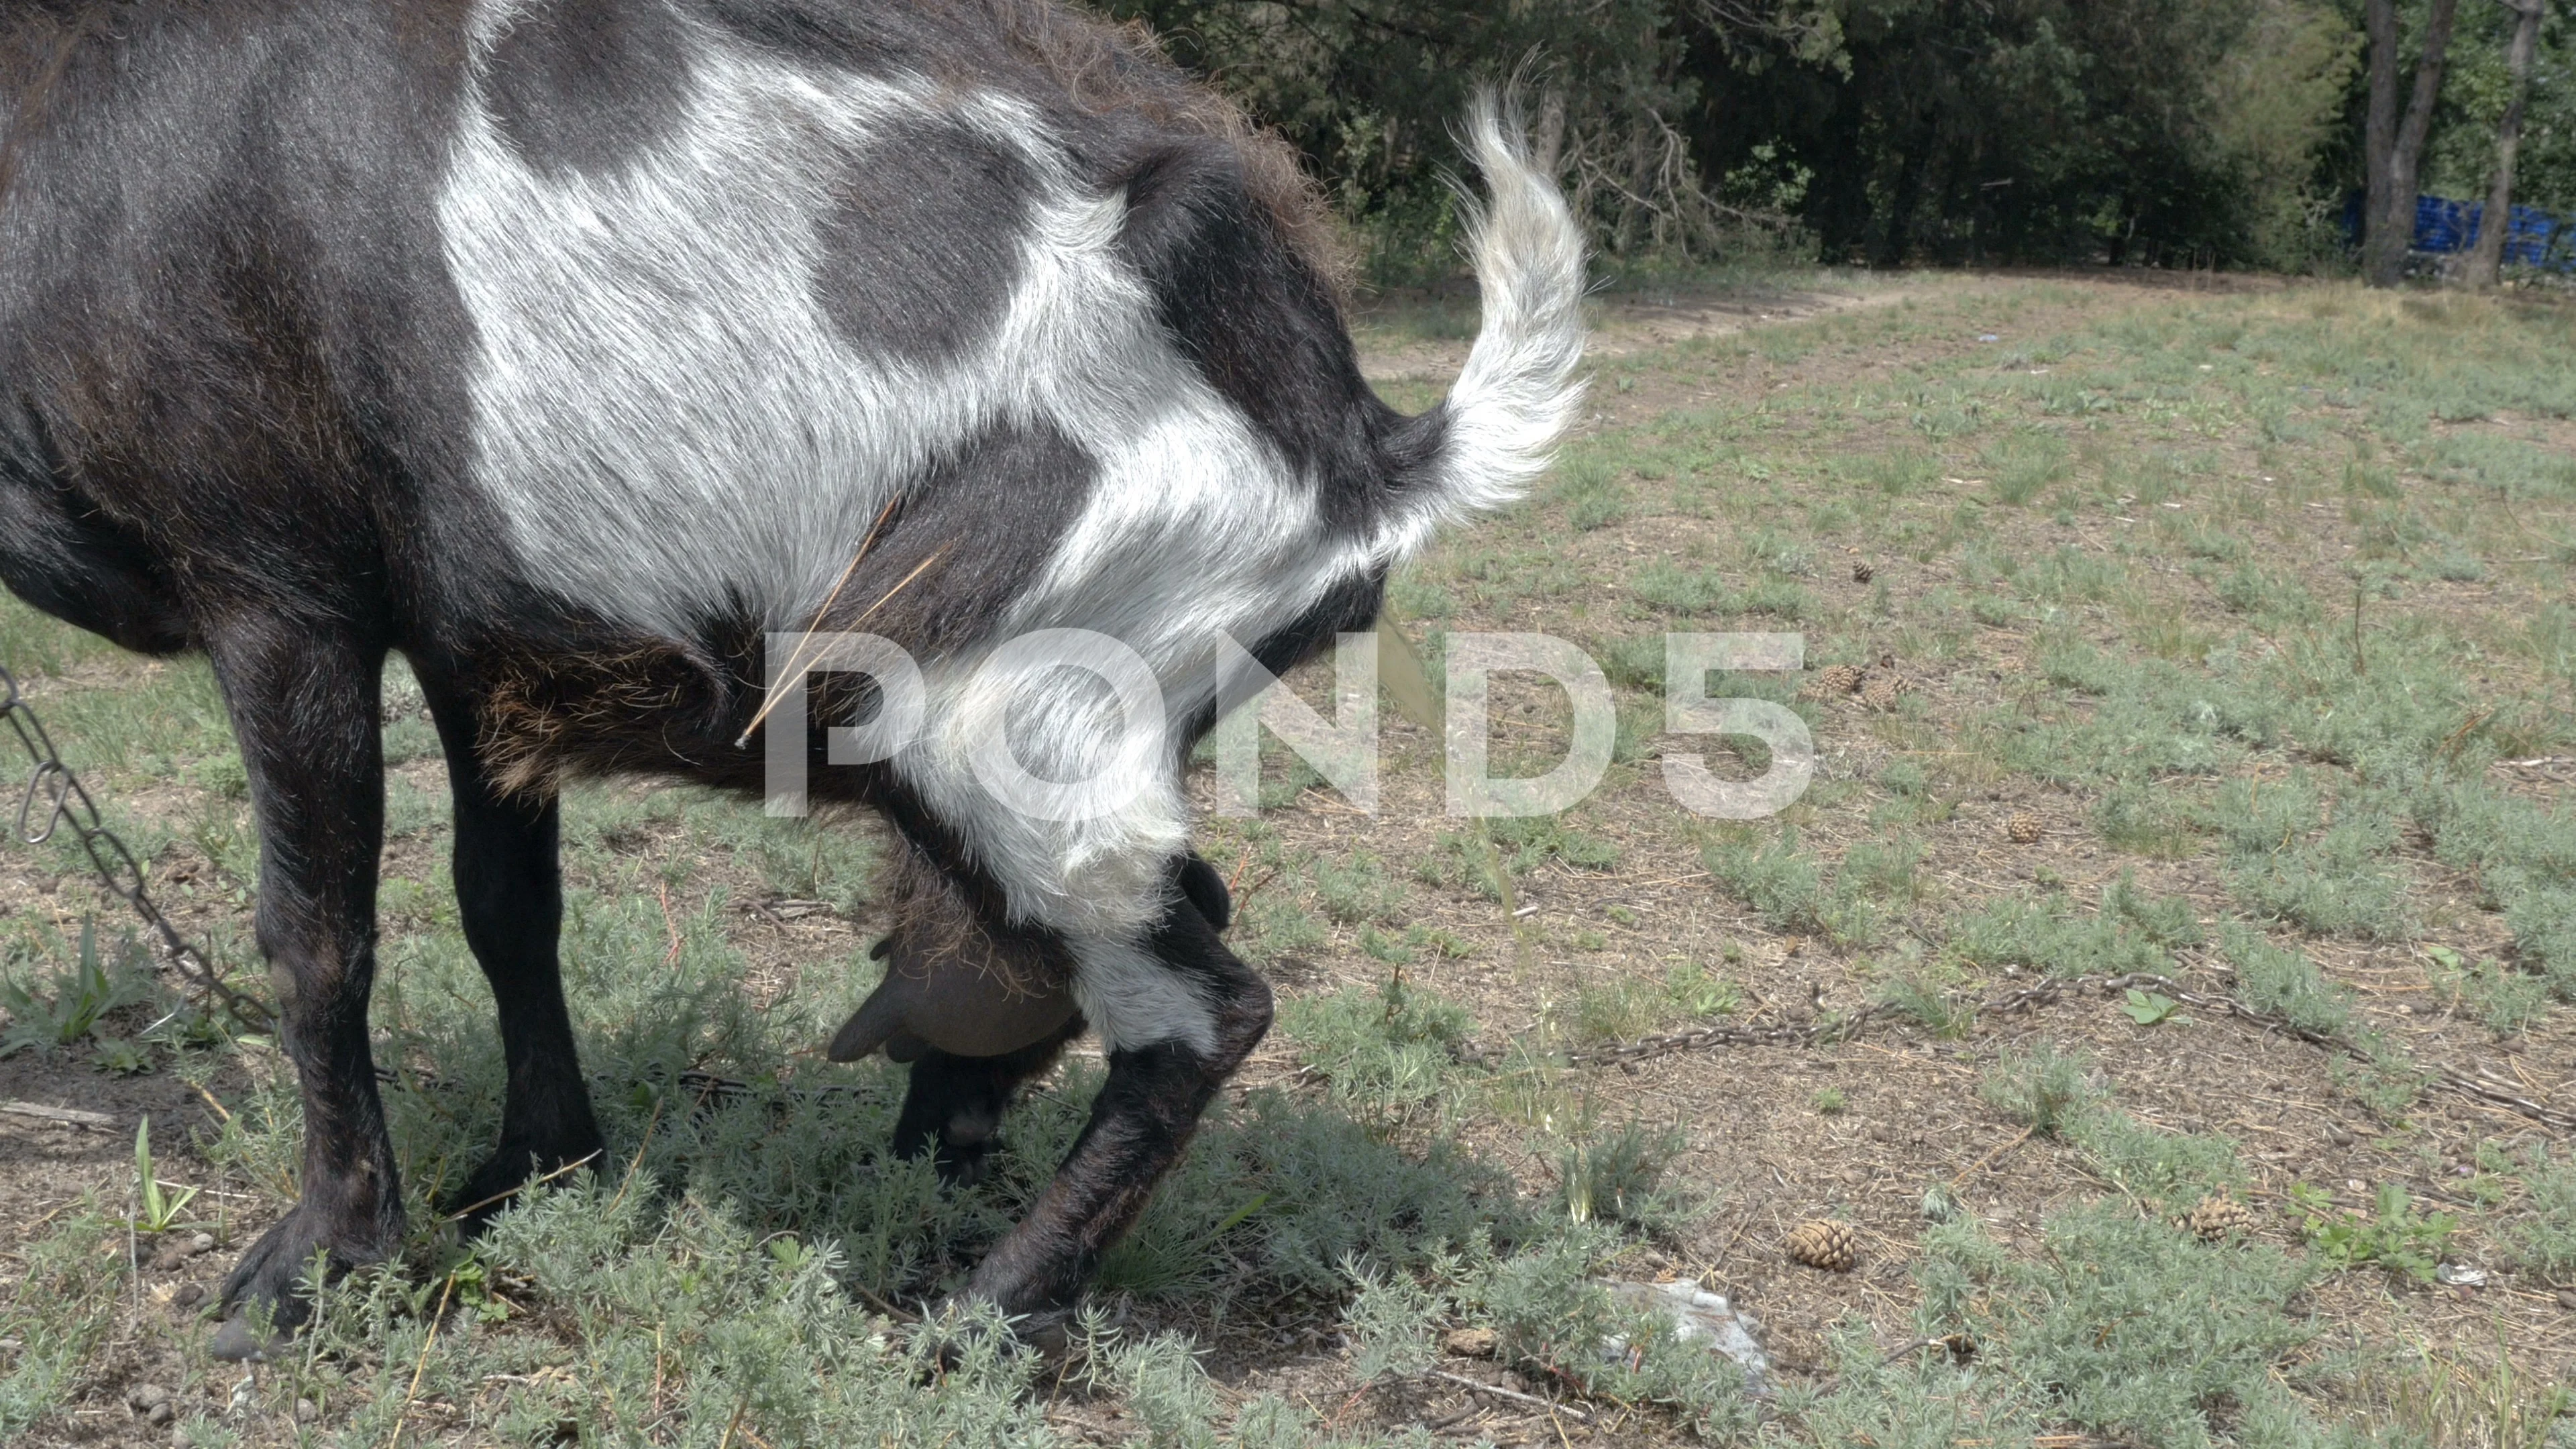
[2422, 0, 2576, 216]
[1100, 0, 1729, 278]
[1095, 0, 2514, 275]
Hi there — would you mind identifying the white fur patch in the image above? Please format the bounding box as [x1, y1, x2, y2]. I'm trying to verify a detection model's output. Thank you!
[1069, 936, 1218, 1057]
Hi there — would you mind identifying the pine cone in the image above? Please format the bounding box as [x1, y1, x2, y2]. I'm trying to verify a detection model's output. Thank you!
[1784, 1218, 1860, 1272]
[1860, 674, 1901, 711]
[1852, 561, 1876, 584]
[2004, 810, 2043, 844]
[2184, 1195, 2255, 1242]
[1442, 1326, 1499, 1358]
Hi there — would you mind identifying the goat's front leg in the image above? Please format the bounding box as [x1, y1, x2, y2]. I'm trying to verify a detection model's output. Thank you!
[208, 622, 398, 1361]
[957, 880, 1270, 1330]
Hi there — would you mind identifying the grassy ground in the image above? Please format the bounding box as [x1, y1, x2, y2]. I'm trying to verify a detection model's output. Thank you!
[3, 270, 2575, 1447]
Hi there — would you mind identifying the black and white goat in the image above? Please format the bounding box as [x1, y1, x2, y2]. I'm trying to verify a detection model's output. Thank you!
[0, 0, 1583, 1358]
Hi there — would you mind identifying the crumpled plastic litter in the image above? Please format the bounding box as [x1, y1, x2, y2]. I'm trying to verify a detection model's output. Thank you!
[1599, 1279, 1772, 1396]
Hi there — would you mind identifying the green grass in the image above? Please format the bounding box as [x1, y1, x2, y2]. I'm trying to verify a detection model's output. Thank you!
[11, 277, 2576, 1441]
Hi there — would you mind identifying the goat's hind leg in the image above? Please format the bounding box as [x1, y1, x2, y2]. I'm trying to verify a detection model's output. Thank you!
[892, 1022, 1084, 1187]
[418, 674, 604, 1226]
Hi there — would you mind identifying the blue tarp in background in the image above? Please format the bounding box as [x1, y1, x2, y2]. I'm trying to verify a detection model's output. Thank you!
[2343, 192, 2575, 270]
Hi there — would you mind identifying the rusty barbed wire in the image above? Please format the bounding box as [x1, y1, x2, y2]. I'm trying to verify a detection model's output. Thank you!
[0, 661, 271, 1031]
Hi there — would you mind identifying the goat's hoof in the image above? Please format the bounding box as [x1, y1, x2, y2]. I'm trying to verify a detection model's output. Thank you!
[208, 1311, 288, 1363]
[437, 1138, 604, 1231]
[211, 1204, 394, 1360]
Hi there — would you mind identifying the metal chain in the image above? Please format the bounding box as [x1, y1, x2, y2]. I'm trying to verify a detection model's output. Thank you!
[0, 662, 272, 1030]
[1568, 969, 2576, 1135]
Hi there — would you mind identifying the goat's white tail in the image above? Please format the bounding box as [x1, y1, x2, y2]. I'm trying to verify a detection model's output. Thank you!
[1378, 95, 1588, 555]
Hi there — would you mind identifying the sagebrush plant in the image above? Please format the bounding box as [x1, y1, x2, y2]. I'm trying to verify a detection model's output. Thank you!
[2424, 944, 2553, 1036]
[2066, 1109, 2245, 1215]
[1277, 974, 1480, 1133]
[1340, 1260, 1445, 1384]
[1940, 891, 2169, 979]
[1701, 826, 1905, 947]
[0, 1199, 127, 1437]
[1896, 1206, 2324, 1449]
[2332, 1030, 2432, 1122]
[2218, 922, 2353, 1037]
[1445, 1230, 1756, 1442]
[2502, 1146, 2576, 1282]
[1978, 1041, 2104, 1138]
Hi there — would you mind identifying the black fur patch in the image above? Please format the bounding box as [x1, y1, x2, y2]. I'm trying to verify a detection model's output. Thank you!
[813, 117, 1034, 363]
[483, 0, 694, 178]
[1115, 140, 1383, 529]
[0, 409, 191, 653]
[825, 417, 1094, 654]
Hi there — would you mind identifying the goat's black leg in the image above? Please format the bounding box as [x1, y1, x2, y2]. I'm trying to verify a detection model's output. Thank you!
[209, 623, 398, 1361]
[955, 885, 1269, 1330]
[892, 1016, 1085, 1187]
[419, 676, 604, 1226]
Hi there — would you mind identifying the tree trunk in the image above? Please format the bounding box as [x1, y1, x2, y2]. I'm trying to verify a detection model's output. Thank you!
[2365, 0, 2464, 286]
[2463, 0, 2542, 287]
[2364, 0, 2400, 279]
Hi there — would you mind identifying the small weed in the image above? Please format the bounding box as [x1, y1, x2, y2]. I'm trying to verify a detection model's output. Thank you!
[1983, 433, 2070, 506]
[1877, 967, 1976, 1038]
[1855, 445, 1940, 496]
[2118, 988, 2184, 1026]
[2289, 1181, 2455, 1284]
[1662, 961, 1739, 1018]
[129, 1119, 201, 1234]
[1552, 1120, 1694, 1232]
[90, 1036, 150, 1075]
[0, 921, 154, 1059]
[1556, 455, 1629, 531]
[1811, 1087, 1847, 1115]
[2092, 780, 2198, 858]
[2352, 1337, 2569, 1449]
